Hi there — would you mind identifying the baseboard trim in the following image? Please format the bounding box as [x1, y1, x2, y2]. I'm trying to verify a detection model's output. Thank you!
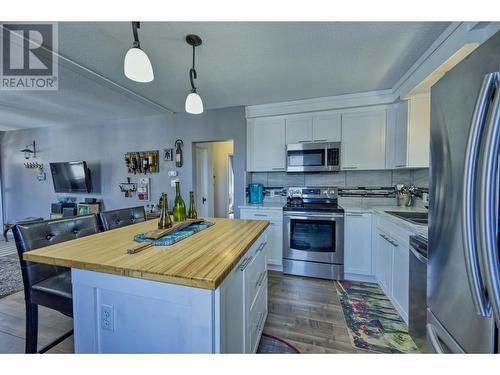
[268, 261, 283, 273]
[344, 273, 376, 283]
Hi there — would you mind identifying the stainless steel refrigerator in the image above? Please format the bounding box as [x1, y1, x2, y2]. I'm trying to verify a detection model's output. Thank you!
[428, 30, 500, 353]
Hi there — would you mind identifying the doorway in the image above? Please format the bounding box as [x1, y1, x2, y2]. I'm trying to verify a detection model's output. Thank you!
[194, 140, 234, 218]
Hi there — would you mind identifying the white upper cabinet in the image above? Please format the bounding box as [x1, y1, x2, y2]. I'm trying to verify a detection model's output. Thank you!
[341, 109, 387, 170]
[312, 113, 342, 142]
[388, 94, 430, 169]
[247, 118, 286, 172]
[285, 117, 313, 144]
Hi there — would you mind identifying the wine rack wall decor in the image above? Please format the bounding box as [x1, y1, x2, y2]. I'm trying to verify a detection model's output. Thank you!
[124, 150, 159, 174]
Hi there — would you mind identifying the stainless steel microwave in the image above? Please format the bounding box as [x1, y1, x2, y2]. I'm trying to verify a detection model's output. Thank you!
[286, 142, 341, 173]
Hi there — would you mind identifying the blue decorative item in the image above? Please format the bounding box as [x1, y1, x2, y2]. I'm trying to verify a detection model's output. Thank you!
[248, 183, 264, 204]
[36, 170, 46, 181]
[134, 221, 215, 246]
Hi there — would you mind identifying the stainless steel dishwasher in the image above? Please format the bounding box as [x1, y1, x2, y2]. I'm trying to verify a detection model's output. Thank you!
[409, 235, 428, 352]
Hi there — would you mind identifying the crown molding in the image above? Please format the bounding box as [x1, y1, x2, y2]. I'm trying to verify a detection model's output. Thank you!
[245, 89, 397, 118]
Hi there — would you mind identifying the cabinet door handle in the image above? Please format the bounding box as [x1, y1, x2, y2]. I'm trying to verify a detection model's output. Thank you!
[395, 164, 406, 168]
[239, 256, 253, 271]
[256, 311, 266, 332]
[271, 167, 285, 171]
[379, 233, 399, 247]
[313, 139, 328, 142]
[256, 241, 267, 254]
[343, 166, 357, 170]
[298, 140, 310, 143]
[253, 213, 268, 217]
[255, 271, 266, 288]
[346, 213, 363, 216]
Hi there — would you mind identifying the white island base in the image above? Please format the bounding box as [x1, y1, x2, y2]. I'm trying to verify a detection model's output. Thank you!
[71, 232, 269, 354]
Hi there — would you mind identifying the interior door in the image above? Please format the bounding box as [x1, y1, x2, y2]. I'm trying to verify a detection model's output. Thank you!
[195, 144, 214, 217]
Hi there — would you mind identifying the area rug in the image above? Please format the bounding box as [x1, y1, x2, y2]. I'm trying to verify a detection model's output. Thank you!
[0, 253, 23, 299]
[335, 280, 419, 353]
[257, 333, 301, 354]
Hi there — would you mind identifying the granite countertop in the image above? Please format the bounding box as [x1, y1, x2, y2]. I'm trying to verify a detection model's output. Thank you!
[342, 203, 428, 238]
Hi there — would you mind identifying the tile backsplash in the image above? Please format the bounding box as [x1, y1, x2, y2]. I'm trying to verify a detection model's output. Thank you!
[249, 168, 429, 189]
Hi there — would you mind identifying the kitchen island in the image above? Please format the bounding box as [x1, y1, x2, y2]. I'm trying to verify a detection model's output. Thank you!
[23, 217, 270, 353]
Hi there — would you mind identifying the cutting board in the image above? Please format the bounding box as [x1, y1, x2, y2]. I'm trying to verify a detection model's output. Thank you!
[143, 219, 204, 240]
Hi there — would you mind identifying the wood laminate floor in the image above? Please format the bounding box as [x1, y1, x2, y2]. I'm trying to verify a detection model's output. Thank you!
[264, 271, 363, 353]
[0, 271, 361, 354]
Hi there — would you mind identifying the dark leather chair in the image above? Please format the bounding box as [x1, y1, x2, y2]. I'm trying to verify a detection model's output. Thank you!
[12, 214, 100, 353]
[98, 206, 146, 231]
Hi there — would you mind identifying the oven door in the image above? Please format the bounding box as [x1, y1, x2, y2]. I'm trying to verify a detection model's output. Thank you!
[283, 212, 344, 264]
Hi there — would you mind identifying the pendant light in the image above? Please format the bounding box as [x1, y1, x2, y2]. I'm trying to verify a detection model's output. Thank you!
[124, 22, 154, 82]
[185, 34, 203, 114]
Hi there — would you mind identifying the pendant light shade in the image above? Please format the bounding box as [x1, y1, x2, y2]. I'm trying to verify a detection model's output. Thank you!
[185, 92, 204, 114]
[124, 22, 154, 82]
[185, 34, 203, 114]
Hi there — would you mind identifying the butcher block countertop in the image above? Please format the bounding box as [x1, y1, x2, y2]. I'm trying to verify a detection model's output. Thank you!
[23, 217, 269, 290]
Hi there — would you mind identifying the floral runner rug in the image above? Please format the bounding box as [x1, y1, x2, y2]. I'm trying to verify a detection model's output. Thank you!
[335, 280, 419, 353]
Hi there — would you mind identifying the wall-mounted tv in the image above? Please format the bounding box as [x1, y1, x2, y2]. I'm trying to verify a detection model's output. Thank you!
[49, 161, 92, 193]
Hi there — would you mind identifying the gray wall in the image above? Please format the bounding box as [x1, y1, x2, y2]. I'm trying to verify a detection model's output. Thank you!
[0, 106, 246, 222]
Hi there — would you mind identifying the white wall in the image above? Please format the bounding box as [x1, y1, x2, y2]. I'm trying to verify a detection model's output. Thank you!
[212, 141, 234, 218]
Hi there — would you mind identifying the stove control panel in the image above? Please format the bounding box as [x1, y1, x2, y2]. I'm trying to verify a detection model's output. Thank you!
[286, 187, 338, 199]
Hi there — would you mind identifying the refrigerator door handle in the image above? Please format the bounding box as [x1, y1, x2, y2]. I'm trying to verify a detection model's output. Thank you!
[426, 324, 445, 354]
[462, 72, 498, 317]
[478, 72, 500, 327]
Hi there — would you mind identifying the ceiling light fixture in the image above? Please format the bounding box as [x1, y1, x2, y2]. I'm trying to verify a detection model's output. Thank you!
[124, 21, 154, 82]
[185, 34, 203, 114]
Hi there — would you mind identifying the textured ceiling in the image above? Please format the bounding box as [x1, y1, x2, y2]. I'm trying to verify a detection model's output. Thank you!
[0, 22, 450, 129]
[57, 22, 449, 111]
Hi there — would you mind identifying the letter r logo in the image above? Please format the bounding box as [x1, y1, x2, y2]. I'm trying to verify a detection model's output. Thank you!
[2, 24, 53, 76]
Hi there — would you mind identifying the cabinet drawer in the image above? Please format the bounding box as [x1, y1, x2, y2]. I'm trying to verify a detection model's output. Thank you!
[245, 242, 267, 310]
[240, 209, 283, 223]
[248, 280, 267, 353]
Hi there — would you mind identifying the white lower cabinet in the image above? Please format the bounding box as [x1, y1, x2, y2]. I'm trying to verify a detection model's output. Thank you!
[217, 231, 268, 353]
[344, 212, 373, 281]
[373, 216, 411, 323]
[240, 208, 283, 271]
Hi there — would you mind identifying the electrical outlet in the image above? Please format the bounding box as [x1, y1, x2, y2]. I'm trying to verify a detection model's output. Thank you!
[167, 170, 178, 177]
[101, 304, 114, 331]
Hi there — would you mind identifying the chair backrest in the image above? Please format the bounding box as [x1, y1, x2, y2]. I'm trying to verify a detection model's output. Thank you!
[12, 214, 100, 301]
[98, 206, 146, 231]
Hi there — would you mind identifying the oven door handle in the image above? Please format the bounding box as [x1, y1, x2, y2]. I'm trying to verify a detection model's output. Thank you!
[285, 214, 344, 220]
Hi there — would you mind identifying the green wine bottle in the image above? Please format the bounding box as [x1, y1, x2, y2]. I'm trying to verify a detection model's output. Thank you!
[158, 193, 172, 229]
[173, 181, 186, 222]
[187, 191, 197, 219]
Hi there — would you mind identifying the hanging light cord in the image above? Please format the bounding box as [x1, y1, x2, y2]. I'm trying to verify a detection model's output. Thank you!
[132, 21, 140, 48]
[189, 44, 197, 93]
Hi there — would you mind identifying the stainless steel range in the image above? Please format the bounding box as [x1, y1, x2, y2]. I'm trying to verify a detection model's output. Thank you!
[283, 186, 344, 280]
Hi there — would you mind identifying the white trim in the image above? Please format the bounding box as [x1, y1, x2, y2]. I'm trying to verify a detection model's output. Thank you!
[394, 22, 500, 100]
[345, 273, 376, 284]
[267, 261, 283, 273]
[245, 89, 396, 118]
